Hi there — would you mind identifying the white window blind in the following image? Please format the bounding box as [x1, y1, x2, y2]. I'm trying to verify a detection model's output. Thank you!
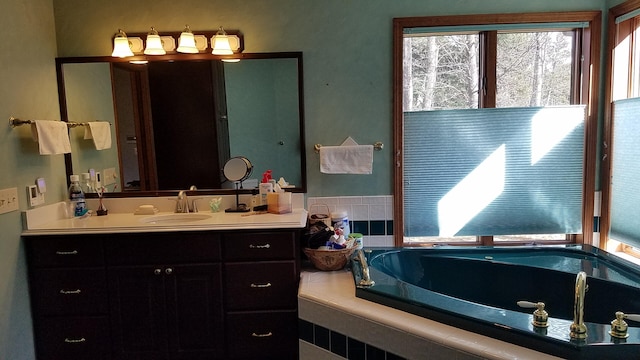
[610, 97, 640, 248]
[403, 106, 585, 237]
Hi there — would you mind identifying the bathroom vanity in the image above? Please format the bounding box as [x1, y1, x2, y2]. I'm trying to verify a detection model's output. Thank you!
[22, 204, 307, 360]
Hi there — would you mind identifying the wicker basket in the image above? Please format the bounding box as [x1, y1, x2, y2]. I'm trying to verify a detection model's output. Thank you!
[303, 247, 357, 271]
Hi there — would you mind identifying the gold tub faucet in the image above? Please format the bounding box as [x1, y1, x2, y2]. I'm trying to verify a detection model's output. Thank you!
[570, 271, 588, 340]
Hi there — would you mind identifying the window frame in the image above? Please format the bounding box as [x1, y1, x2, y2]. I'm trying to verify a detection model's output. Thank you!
[601, 0, 640, 253]
[393, 12, 601, 247]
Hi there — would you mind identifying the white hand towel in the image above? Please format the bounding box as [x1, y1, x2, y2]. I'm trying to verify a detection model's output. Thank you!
[84, 121, 112, 150]
[30, 121, 72, 155]
[319, 145, 374, 174]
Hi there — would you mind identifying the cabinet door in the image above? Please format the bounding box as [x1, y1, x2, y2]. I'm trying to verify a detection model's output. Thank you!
[165, 264, 225, 360]
[108, 266, 169, 360]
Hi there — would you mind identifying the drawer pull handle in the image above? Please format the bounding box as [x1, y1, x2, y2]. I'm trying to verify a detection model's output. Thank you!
[55, 250, 78, 255]
[250, 282, 272, 288]
[64, 337, 86, 343]
[251, 331, 273, 338]
[60, 289, 82, 295]
[249, 244, 271, 249]
[154, 269, 162, 275]
[165, 268, 173, 275]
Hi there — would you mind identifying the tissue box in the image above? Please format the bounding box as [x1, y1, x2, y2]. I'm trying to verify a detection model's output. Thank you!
[267, 192, 292, 214]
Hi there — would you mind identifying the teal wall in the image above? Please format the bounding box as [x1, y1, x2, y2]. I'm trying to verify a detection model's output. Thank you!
[65, 62, 121, 184]
[52, 0, 607, 196]
[0, 0, 613, 358]
[226, 58, 301, 187]
[0, 0, 60, 358]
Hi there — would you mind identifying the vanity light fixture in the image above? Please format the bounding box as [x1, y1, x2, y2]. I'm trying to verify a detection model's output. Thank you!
[111, 29, 134, 58]
[176, 25, 198, 53]
[110, 27, 243, 57]
[211, 26, 234, 55]
[143, 27, 165, 55]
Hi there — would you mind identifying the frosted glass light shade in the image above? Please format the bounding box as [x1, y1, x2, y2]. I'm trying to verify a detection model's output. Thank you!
[144, 27, 166, 55]
[112, 31, 134, 58]
[212, 35, 233, 55]
[177, 27, 198, 53]
[212, 27, 234, 55]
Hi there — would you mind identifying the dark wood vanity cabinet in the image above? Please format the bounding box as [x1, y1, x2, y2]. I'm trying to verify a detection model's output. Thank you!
[222, 231, 300, 359]
[106, 232, 224, 360]
[25, 235, 110, 360]
[25, 228, 301, 360]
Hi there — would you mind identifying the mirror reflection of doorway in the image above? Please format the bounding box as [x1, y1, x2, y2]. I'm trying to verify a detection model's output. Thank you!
[111, 61, 229, 191]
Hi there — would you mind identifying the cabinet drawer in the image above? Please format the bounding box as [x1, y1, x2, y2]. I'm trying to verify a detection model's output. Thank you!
[224, 261, 298, 310]
[31, 268, 108, 316]
[106, 232, 221, 265]
[26, 235, 104, 268]
[226, 310, 298, 359]
[34, 316, 110, 360]
[223, 231, 297, 261]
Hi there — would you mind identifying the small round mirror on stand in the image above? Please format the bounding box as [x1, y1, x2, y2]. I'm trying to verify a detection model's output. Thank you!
[223, 156, 253, 212]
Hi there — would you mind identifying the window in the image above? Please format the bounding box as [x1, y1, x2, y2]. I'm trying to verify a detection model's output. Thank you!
[393, 12, 601, 246]
[602, 0, 640, 261]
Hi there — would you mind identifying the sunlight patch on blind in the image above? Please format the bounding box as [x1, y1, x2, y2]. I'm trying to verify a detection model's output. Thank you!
[531, 107, 585, 165]
[438, 145, 505, 237]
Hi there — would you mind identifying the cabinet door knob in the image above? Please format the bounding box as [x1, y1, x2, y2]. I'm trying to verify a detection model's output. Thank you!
[154, 268, 162, 275]
[251, 331, 273, 338]
[249, 243, 271, 249]
[165, 268, 173, 275]
[64, 337, 86, 343]
[59, 289, 82, 295]
[250, 282, 272, 288]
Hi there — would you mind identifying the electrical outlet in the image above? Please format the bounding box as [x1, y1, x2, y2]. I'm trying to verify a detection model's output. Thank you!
[0, 187, 19, 214]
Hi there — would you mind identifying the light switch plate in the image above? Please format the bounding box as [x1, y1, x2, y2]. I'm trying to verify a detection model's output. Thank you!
[0, 187, 19, 214]
[103, 167, 116, 186]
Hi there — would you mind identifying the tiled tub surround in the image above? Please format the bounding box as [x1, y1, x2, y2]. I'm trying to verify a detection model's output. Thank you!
[298, 270, 561, 360]
[307, 196, 394, 247]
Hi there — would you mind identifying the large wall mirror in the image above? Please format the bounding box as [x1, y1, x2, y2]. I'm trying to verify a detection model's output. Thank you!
[56, 52, 306, 196]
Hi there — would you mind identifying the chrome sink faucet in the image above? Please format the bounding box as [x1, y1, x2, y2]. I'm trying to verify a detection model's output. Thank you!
[174, 187, 202, 213]
[175, 190, 189, 213]
[570, 271, 588, 340]
[187, 185, 201, 212]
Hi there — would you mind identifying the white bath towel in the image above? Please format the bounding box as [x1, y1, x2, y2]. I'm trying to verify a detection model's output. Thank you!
[31, 121, 72, 155]
[84, 121, 112, 150]
[319, 144, 374, 174]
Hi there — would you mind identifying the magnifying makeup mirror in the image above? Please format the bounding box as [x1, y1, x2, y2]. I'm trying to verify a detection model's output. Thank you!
[223, 156, 253, 212]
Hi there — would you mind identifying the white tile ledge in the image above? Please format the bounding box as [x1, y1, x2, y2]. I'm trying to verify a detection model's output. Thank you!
[298, 270, 562, 360]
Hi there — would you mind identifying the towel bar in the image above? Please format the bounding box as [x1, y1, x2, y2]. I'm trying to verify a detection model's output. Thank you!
[314, 141, 383, 153]
[9, 116, 111, 128]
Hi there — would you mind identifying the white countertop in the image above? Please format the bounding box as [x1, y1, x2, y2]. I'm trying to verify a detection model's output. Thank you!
[22, 200, 307, 235]
[298, 270, 561, 360]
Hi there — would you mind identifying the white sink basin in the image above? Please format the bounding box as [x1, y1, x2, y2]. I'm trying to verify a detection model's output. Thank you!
[140, 213, 212, 224]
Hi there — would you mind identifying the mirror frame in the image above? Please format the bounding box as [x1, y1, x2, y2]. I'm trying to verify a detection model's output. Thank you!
[56, 52, 307, 197]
